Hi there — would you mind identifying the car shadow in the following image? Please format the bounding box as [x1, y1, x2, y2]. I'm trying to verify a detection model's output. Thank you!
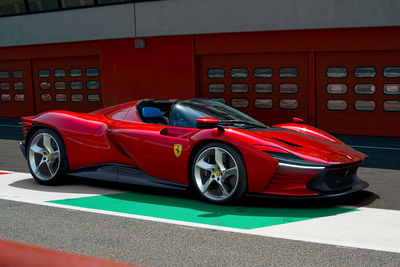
[10, 175, 379, 207]
[9, 175, 379, 222]
[82, 188, 372, 225]
[8, 176, 125, 195]
[243, 190, 380, 209]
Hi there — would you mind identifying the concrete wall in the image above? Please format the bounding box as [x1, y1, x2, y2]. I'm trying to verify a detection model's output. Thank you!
[1, 0, 400, 47]
[135, 0, 400, 36]
[0, 4, 135, 47]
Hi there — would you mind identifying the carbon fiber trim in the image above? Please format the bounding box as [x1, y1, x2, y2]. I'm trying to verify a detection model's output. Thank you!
[307, 164, 369, 195]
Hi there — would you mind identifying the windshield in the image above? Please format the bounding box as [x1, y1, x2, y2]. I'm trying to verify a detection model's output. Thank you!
[169, 98, 268, 129]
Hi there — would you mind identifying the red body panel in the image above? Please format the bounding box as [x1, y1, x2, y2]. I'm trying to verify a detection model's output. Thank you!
[109, 122, 194, 184]
[261, 166, 321, 196]
[22, 100, 367, 196]
[261, 125, 365, 164]
[23, 111, 107, 136]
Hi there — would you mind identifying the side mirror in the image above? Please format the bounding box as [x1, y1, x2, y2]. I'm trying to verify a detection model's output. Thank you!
[292, 117, 304, 123]
[196, 117, 218, 129]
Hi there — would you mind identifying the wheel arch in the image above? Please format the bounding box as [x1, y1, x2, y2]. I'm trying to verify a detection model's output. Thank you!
[25, 125, 70, 169]
[187, 139, 248, 191]
[26, 124, 63, 146]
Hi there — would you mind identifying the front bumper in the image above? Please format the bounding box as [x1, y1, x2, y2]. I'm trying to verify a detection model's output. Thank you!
[307, 162, 369, 195]
[260, 160, 368, 197]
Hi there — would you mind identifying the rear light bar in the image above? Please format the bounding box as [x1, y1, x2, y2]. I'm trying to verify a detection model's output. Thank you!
[21, 121, 32, 138]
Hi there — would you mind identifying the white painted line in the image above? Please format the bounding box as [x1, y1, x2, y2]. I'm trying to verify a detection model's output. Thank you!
[1, 170, 400, 254]
[249, 207, 400, 254]
[350, 145, 400, 151]
[33, 201, 252, 235]
[0, 170, 125, 202]
[28, 197, 400, 254]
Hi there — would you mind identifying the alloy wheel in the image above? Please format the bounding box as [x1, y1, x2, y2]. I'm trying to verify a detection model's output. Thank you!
[194, 147, 239, 201]
[28, 133, 61, 181]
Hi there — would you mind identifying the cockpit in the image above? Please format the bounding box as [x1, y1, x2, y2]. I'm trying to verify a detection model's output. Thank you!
[135, 98, 268, 129]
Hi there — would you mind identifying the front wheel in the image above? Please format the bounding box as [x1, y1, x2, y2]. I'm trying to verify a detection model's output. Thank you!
[27, 128, 68, 184]
[191, 143, 247, 203]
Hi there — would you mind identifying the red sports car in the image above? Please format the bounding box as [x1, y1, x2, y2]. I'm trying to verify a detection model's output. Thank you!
[20, 98, 368, 203]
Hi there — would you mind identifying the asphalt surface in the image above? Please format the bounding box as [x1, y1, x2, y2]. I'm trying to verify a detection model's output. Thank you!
[0, 133, 400, 265]
[1, 198, 399, 267]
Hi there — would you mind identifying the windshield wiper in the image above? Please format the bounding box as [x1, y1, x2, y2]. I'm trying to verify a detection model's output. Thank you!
[218, 120, 268, 129]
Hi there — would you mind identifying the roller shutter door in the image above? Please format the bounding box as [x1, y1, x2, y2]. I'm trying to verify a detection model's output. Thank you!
[199, 53, 309, 126]
[0, 60, 34, 117]
[32, 56, 102, 114]
[316, 52, 400, 137]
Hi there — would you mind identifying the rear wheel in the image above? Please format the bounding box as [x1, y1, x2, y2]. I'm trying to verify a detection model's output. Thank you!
[191, 143, 247, 203]
[27, 128, 68, 184]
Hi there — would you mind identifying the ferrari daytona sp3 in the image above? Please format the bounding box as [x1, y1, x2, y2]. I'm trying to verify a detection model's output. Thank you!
[20, 98, 368, 203]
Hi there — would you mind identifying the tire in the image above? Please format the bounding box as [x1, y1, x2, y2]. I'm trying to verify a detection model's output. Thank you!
[191, 142, 247, 203]
[27, 128, 68, 185]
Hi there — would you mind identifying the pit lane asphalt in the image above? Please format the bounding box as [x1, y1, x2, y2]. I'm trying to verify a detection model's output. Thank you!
[0, 137, 399, 266]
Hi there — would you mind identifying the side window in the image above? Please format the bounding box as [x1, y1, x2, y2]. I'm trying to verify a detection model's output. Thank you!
[169, 105, 205, 128]
[38, 69, 50, 78]
[111, 108, 129, 121]
[207, 68, 224, 79]
[124, 108, 137, 122]
[170, 106, 192, 128]
[230, 68, 248, 79]
[354, 67, 376, 78]
[279, 67, 298, 78]
[383, 66, 400, 78]
[326, 67, 347, 78]
[254, 68, 273, 78]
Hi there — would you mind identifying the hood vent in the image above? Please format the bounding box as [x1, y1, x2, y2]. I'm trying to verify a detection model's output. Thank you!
[271, 138, 303, 148]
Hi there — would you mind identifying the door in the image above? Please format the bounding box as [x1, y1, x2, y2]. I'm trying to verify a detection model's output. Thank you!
[199, 53, 309, 126]
[110, 121, 195, 185]
[0, 60, 34, 117]
[316, 52, 400, 136]
[32, 56, 102, 114]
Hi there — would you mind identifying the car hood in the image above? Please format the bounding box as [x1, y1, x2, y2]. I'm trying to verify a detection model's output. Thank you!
[246, 128, 365, 165]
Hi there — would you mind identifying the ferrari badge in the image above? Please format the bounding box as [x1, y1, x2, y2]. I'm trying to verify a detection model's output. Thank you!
[174, 144, 183, 158]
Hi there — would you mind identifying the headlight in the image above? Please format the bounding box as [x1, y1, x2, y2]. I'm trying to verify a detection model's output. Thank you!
[263, 151, 327, 170]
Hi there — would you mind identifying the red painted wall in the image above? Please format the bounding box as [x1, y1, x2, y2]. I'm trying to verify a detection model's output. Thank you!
[195, 26, 400, 55]
[0, 41, 102, 117]
[0, 36, 196, 117]
[1, 27, 399, 137]
[100, 36, 196, 107]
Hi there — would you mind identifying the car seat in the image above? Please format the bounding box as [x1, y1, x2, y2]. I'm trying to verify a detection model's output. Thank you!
[142, 107, 169, 125]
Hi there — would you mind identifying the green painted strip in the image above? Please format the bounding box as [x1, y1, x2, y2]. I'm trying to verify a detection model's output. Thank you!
[49, 192, 356, 230]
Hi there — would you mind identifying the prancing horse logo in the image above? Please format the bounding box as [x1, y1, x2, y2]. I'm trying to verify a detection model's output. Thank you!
[174, 144, 183, 158]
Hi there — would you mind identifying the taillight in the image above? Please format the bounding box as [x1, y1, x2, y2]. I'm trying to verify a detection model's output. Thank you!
[21, 121, 32, 138]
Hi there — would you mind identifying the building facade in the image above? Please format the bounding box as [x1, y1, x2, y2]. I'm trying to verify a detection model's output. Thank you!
[0, 0, 399, 137]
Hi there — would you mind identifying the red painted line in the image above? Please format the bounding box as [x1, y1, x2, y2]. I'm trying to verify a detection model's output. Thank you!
[0, 172, 10, 175]
[0, 238, 140, 267]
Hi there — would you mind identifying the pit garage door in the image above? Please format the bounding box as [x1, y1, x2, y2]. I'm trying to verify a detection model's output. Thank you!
[199, 53, 309, 126]
[0, 60, 34, 117]
[316, 52, 400, 137]
[32, 56, 102, 114]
